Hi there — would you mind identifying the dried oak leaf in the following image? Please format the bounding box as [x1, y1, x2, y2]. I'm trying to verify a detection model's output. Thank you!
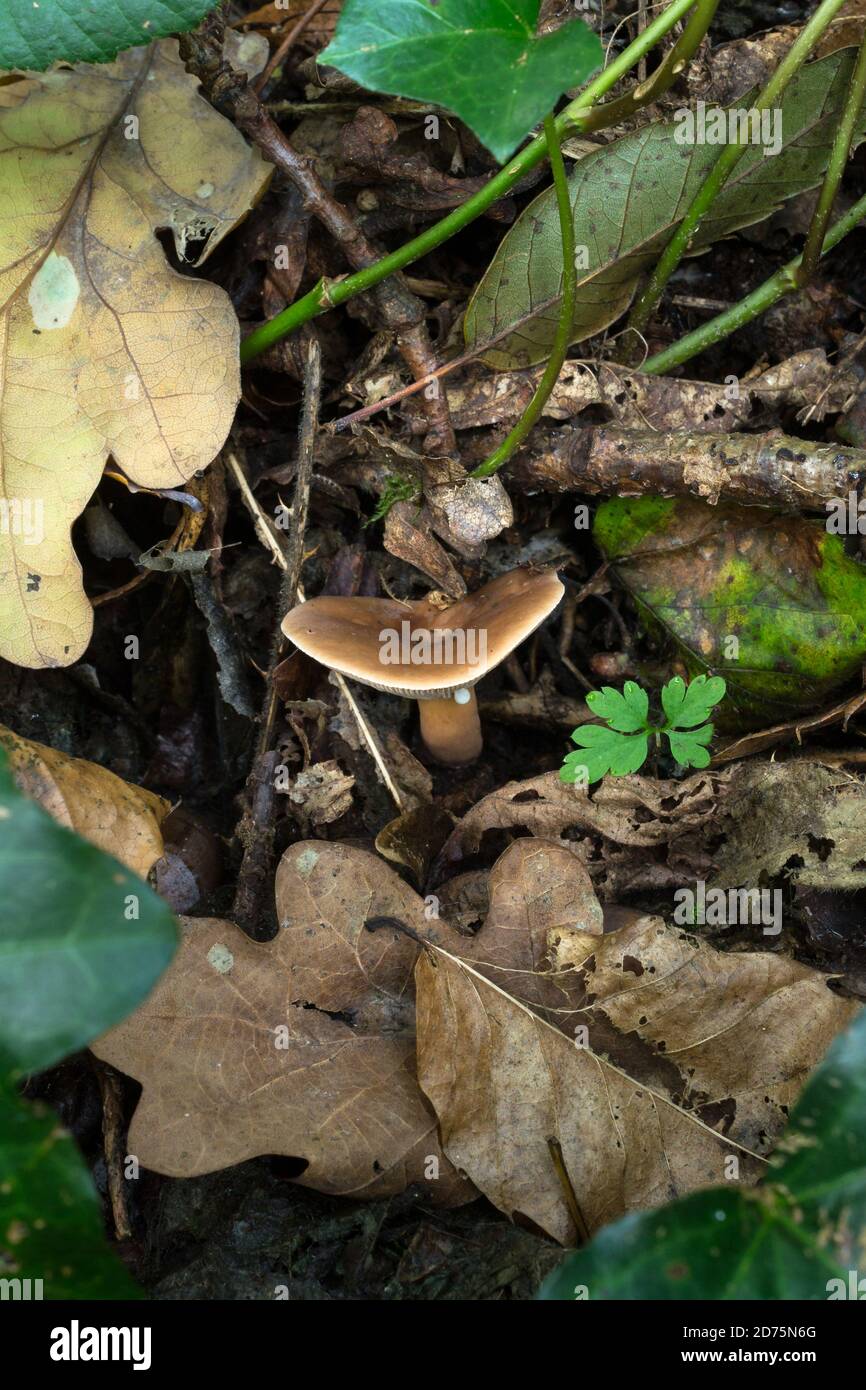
[0, 724, 168, 877]
[416, 841, 860, 1244]
[437, 767, 726, 869]
[92, 842, 471, 1200]
[0, 40, 271, 668]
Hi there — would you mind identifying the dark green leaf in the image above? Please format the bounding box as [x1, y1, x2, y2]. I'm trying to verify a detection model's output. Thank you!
[465, 51, 866, 365]
[539, 1004, 866, 1300]
[0, 1080, 141, 1299]
[0, 752, 177, 1077]
[0, 0, 218, 72]
[320, 0, 602, 163]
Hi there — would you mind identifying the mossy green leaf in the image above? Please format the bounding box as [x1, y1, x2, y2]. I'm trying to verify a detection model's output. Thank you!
[594, 495, 866, 725]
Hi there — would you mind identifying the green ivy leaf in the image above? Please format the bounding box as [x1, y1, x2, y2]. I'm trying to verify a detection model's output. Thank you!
[0, 1080, 142, 1299]
[661, 674, 726, 729]
[320, 0, 603, 163]
[562, 725, 649, 783]
[538, 1004, 866, 1300]
[0, 752, 177, 1077]
[585, 681, 649, 732]
[665, 723, 713, 769]
[0, 0, 219, 72]
[0, 747, 176, 1300]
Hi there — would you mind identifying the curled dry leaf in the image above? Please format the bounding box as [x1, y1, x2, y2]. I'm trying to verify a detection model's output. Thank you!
[415, 840, 859, 1244]
[423, 460, 514, 554]
[375, 803, 455, 889]
[92, 843, 471, 1200]
[383, 500, 467, 598]
[439, 760, 866, 898]
[285, 759, 355, 827]
[0, 725, 168, 878]
[0, 40, 272, 668]
[437, 766, 726, 870]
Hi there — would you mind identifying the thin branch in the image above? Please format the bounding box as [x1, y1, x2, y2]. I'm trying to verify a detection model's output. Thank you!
[253, 0, 331, 94]
[179, 13, 454, 454]
[230, 338, 321, 935]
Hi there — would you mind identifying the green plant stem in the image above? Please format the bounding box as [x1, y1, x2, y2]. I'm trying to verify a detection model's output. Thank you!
[641, 187, 866, 374]
[240, 0, 707, 364]
[797, 29, 866, 286]
[471, 115, 576, 479]
[581, 0, 719, 133]
[625, 0, 850, 341]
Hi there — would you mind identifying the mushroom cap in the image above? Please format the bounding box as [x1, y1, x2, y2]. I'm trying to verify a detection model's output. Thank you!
[281, 567, 565, 698]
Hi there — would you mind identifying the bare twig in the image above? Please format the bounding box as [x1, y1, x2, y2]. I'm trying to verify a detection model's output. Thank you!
[230, 338, 321, 934]
[179, 13, 455, 455]
[94, 1061, 132, 1242]
[509, 426, 866, 513]
[253, 0, 331, 94]
[228, 357, 405, 859]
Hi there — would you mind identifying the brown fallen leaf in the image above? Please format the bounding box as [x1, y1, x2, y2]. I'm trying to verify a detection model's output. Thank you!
[701, 760, 866, 893]
[375, 803, 455, 889]
[0, 724, 168, 877]
[437, 766, 726, 869]
[92, 842, 471, 1199]
[416, 842, 860, 1243]
[0, 40, 271, 668]
[94, 830, 859, 1231]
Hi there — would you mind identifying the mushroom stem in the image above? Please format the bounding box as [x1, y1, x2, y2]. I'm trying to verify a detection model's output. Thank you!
[418, 690, 483, 765]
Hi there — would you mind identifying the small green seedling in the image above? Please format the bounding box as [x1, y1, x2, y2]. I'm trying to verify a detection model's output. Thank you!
[560, 674, 727, 785]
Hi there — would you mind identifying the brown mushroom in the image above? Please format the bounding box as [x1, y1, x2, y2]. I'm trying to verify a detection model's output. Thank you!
[281, 568, 565, 765]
